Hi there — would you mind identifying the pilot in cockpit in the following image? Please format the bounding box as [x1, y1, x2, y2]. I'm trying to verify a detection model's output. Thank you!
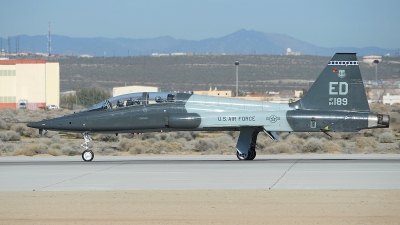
[117, 100, 124, 108]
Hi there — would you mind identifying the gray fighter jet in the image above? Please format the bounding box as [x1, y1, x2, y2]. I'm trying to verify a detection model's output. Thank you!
[27, 53, 389, 161]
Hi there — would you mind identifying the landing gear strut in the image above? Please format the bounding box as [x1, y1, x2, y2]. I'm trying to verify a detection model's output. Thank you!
[236, 127, 260, 160]
[235, 127, 278, 160]
[81, 132, 94, 162]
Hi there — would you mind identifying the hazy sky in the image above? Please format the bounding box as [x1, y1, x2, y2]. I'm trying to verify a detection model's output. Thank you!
[1, 0, 399, 49]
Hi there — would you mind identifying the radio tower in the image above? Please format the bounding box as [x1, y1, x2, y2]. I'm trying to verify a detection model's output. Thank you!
[15, 36, 19, 55]
[47, 22, 52, 56]
[7, 36, 10, 55]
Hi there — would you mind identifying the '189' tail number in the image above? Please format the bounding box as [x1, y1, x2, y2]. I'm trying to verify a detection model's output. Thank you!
[329, 98, 347, 105]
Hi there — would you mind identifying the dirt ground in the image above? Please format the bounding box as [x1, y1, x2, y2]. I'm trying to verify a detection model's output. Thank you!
[1, 190, 399, 225]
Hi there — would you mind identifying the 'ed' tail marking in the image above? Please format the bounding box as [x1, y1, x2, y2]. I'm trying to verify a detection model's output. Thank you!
[290, 53, 369, 112]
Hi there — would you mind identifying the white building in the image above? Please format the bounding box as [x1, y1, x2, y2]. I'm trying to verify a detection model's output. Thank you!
[363, 55, 382, 63]
[294, 90, 303, 98]
[171, 52, 186, 56]
[285, 48, 300, 56]
[0, 60, 59, 110]
[78, 54, 94, 58]
[151, 53, 170, 57]
[383, 93, 400, 105]
[193, 86, 231, 97]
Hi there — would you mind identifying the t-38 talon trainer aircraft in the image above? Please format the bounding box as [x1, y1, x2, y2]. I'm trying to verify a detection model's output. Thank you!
[27, 53, 389, 161]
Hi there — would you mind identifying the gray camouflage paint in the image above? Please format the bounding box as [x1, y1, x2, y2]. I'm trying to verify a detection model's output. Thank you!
[27, 53, 389, 161]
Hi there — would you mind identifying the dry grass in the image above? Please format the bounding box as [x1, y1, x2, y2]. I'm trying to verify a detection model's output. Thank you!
[301, 138, 323, 153]
[379, 132, 395, 143]
[321, 141, 342, 153]
[355, 137, 378, 149]
[48, 148, 63, 156]
[13, 143, 49, 156]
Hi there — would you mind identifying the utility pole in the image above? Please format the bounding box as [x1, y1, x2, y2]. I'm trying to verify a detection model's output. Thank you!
[7, 36, 10, 56]
[374, 60, 379, 84]
[47, 22, 52, 56]
[15, 36, 19, 55]
[235, 61, 239, 97]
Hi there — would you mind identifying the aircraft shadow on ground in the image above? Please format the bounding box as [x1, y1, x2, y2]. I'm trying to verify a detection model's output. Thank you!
[2, 158, 399, 166]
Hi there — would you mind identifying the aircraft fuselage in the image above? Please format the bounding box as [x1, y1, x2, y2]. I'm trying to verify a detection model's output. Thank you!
[28, 94, 387, 133]
[27, 53, 390, 161]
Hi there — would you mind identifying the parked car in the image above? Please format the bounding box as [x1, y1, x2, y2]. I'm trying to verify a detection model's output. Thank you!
[19, 102, 27, 109]
[47, 105, 58, 109]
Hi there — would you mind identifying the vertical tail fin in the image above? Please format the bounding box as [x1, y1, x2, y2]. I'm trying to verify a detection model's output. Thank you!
[291, 53, 370, 112]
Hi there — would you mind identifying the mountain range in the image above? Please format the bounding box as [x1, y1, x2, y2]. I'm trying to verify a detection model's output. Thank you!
[1, 29, 397, 57]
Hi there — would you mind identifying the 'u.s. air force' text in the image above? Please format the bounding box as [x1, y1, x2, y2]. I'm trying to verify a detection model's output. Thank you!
[218, 116, 255, 121]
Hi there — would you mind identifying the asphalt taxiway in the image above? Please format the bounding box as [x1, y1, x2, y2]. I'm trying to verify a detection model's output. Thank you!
[1, 154, 400, 191]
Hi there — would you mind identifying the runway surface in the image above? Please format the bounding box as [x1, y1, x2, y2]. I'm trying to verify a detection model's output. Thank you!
[1, 154, 400, 191]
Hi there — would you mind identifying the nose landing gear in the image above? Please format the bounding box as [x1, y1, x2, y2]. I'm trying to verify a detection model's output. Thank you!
[81, 133, 94, 162]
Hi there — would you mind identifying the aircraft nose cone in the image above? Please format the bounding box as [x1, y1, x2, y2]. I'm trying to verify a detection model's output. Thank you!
[27, 121, 44, 129]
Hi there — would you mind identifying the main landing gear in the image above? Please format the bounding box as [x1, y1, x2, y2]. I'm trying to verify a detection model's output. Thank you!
[235, 127, 278, 160]
[81, 132, 94, 162]
[236, 149, 256, 160]
[236, 127, 259, 160]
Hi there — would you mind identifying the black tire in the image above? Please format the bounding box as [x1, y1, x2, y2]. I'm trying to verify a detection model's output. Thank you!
[236, 150, 256, 160]
[248, 150, 256, 160]
[82, 150, 94, 162]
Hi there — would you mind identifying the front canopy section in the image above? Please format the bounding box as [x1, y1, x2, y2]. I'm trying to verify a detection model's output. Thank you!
[86, 92, 180, 111]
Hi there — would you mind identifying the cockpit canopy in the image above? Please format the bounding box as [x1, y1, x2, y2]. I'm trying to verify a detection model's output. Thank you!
[87, 92, 183, 111]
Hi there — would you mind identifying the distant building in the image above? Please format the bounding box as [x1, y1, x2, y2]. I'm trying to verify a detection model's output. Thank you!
[171, 52, 186, 56]
[294, 90, 304, 98]
[193, 87, 231, 97]
[78, 54, 94, 58]
[285, 48, 300, 56]
[240, 94, 267, 101]
[0, 60, 60, 110]
[363, 55, 382, 63]
[34, 52, 49, 57]
[17, 52, 30, 56]
[151, 53, 170, 57]
[268, 98, 296, 103]
[151, 52, 188, 56]
[61, 90, 76, 96]
[113, 85, 160, 97]
[383, 93, 400, 105]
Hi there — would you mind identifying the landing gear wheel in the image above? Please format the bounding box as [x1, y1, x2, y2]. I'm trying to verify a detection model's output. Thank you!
[236, 150, 256, 160]
[82, 150, 94, 162]
[236, 151, 248, 160]
[80, 133, 93, 162]
[248, 150, 256, 160]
